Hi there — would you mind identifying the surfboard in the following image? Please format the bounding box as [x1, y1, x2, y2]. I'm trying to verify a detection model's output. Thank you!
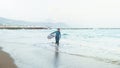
[47, 32, 56, 39]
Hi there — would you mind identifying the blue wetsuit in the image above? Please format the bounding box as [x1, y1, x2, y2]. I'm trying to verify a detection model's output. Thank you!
[51, 31, 61, 45]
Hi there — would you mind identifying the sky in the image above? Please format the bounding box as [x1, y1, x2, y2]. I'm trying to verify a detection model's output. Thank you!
[0, 0, 120, 27]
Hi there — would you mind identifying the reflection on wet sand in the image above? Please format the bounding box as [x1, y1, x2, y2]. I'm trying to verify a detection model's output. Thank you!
[54, 46, 59, 68]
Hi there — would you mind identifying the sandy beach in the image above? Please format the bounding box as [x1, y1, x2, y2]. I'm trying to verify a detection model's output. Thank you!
[0, 47, 17, 68]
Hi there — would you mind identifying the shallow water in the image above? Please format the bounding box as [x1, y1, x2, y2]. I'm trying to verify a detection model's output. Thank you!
[0, 29, 120, 68]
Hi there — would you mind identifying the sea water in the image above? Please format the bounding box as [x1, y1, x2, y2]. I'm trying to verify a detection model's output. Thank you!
[0, 29, 120, 68]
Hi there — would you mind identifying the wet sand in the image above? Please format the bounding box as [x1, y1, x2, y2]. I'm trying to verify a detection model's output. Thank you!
[0, 47, 17, 68]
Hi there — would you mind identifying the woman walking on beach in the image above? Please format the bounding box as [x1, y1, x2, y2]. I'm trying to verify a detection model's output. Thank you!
[51, 28, 61, 46]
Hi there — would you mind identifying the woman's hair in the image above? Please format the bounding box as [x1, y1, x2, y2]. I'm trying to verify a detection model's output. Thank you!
[57, 28, 60, 31]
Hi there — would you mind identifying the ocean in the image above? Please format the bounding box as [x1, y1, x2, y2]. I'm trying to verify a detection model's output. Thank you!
[0, 29, 120, 68]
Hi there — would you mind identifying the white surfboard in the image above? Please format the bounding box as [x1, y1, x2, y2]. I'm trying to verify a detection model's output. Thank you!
[47, 32, 56, 39]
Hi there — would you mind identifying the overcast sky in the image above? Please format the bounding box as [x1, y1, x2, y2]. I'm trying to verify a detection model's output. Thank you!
[0, 0, 120, 27]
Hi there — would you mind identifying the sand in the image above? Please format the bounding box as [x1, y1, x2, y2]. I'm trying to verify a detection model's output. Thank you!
[0, 47, 17, 68]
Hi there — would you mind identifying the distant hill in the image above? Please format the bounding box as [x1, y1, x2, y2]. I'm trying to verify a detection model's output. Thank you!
[0, 17, 68, 28]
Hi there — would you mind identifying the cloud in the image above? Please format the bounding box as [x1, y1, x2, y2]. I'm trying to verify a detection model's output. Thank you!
[0, 0, 120, 27]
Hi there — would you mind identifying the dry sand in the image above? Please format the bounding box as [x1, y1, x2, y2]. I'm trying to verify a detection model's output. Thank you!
[0, 47, 17, 68]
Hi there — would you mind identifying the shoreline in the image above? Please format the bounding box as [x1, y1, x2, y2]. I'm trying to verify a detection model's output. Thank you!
[0, 47, 17, 68]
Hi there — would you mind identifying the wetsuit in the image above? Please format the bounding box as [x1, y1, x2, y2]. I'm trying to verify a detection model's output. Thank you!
[51, 31, 61, 45]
